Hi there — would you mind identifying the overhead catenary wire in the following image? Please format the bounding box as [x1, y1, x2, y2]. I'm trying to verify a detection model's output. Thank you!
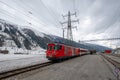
[0, 1, 48, 27]
[0, 0, 63, 35]
[20, 0, 61, 28]
[80, 3, 120, 45]
[0, 10, 25, 22]
[13, 0, 62, 32]
[39, 0, 62, 28]
[1, 0, 119, 43]
[0, 10, 53, 34]
[16, 0, 59, 27]
[72, 0, 76, 12]
[0, 1, 60, 35]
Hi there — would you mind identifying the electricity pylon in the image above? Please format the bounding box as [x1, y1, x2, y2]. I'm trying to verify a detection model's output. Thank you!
[60, 11, 79, 41]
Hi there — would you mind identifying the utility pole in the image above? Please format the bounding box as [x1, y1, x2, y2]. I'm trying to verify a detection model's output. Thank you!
[61, 11, 79, 41]
[62, 27, 68, 39]
[62, 28, 65, 39]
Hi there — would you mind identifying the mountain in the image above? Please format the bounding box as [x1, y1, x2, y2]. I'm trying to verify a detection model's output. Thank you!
[0, 19, 111, 54]
[0, 19, 53, 54]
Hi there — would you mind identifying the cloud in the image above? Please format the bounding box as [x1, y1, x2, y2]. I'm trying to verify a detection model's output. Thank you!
[0, 0, 120, 48]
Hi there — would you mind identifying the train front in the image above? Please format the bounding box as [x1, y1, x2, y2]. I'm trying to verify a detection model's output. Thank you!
[46, 43, 63, 60]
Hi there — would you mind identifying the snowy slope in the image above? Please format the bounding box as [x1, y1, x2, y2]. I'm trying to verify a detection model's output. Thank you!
[0, 19, 111, 54]
[0, 19, 52, 54]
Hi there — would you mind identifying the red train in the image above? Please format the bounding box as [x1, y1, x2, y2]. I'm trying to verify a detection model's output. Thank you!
[46, 43, 89, 61]
[104, 50, 112, 54]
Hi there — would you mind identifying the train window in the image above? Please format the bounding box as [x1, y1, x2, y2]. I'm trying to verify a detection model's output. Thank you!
[47, 46, 53, 50]
[49, 46, 52, 50]
[54, 45, 56, 50]
[54, 45, 62, 50]
[59, 45, 62, 49]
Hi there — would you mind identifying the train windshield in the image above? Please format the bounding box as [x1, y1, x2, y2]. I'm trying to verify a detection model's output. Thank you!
[54, 45, 62, 50]
[47, 46, 53, 50]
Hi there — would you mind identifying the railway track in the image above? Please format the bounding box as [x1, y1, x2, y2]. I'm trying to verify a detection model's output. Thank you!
[109, 54, 120, 58]
[0, 61, 53, 79]
[101, 54, 120, 69]
[101, 54, 120, 80]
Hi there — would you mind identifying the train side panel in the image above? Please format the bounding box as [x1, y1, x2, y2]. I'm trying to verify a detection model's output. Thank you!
[74, 48, 80, 56]
[80, 48, 88, 55]
[54, 45, 65, 58]
[64, 46, 73, 57]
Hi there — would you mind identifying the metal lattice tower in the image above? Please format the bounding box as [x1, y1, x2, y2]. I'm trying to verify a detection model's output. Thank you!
[61, 11, 79, 41]
[67, 11, 73, 40]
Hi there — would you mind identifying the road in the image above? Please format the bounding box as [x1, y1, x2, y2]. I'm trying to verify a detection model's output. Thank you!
[5, 55, 116, 80]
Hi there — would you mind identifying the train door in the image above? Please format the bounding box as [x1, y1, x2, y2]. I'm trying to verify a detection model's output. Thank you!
[65, 46, 71, 57]
[64, 46, 68, 56]
[72, 47, 74, 56]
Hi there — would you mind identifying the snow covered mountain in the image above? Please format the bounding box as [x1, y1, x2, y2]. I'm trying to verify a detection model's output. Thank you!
[0, 19, 53, 54]
[0, 19, 112, 54]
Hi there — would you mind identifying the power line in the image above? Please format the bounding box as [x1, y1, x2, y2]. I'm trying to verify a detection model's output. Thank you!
[0, 10, 24, 22]
[72, 0, 76, 12]
[0, 0, 62, 36]
[0, 1, 59, 33]
[16, 0, 62, 29]
[16, 0, 57, 27]
[0, 1, 48, 27]
[0, 11, 54, 35]
[80, 37, 120, 42]
[39, 0, 62, 28]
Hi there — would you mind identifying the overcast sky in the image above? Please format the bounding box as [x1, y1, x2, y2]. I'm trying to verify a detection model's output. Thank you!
[0, 0, 120, 48]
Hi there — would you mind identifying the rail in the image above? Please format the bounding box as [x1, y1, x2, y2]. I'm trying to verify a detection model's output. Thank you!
[109, 54, 120, 58]
[101, 54, 120, 69]
[101, 54, 120, 80]
[0, 62, 53, 79]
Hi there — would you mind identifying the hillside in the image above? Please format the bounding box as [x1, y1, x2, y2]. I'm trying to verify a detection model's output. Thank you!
[0, 19, 52, 54]
[0, 19, 111, 54]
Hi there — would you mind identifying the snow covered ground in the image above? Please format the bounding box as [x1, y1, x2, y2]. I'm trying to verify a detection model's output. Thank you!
[0, 53, 49, 73]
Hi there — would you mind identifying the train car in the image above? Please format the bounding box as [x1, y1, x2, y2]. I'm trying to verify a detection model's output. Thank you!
[80, 48, 89, 55]
[104, 50, 112, 54]
[89, 50, 96, 54]
[46, 43, 88, 61]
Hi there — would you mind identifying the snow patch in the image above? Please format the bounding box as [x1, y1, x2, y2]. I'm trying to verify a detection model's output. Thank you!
[0, 54, 49, 73]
